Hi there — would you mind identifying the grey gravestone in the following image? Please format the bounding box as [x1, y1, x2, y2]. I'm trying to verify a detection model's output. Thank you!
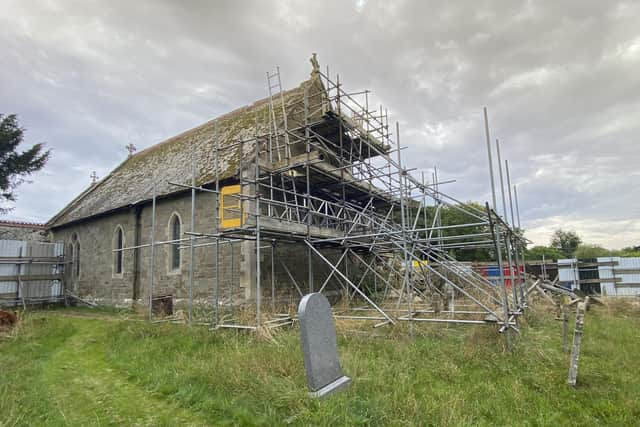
[298, 293, 351, 398]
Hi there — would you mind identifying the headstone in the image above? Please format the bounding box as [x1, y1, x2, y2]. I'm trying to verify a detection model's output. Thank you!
[298, 293, 351, 398]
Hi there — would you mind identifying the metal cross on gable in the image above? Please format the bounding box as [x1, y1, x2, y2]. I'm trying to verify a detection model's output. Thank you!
[90, 171, 99, 183]
[126, 143, 137, 157]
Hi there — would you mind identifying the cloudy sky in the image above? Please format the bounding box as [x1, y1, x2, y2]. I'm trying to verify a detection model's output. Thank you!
[1, 0, 638, 248]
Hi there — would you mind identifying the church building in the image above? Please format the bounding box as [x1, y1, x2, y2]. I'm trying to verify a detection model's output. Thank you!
[47, 57, 393, 313]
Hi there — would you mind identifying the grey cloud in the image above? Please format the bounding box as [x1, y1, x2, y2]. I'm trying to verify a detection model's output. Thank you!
[1, 0, 638, 248]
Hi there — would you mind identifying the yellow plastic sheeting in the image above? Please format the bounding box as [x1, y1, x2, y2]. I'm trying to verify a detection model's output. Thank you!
[412, 260, 428, 269]
[220, 185, 244, 229]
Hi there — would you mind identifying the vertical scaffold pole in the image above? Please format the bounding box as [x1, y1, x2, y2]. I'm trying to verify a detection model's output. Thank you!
[504, 233, 519, 311]
[214, 123, 220, 327]
[520, 246, 528, 304]
[495, 139, 508, 222]
[513, 184, 527, 304]
[514, 184, 522, 229]
[434, 166, 442, 250]
[188, 141, 196, 324]
[149, 181, 157, 321]
[305, 85, 313, 293]
[486, 202, 512, 350]
[504, 159, 521, 301]
[496, 139, 518, 309]
[421, 172, 428, 244]
[271, 240, 275, 312]
[483, 107, 498, 211]
[255, 113, 261, 329]
[505, 160, 516, 229]
[511, 232, 524, 307]
[397, 121, 412, 325]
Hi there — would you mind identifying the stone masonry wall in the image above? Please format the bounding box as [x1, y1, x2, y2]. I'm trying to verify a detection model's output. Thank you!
[51, 190, 367, 311]
[50, 191, 242, 307]
[52, 209, 134, 302]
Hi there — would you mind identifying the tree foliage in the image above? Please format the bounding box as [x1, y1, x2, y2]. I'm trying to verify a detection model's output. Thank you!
[401, 201, 493, 262]
[615, 246, 640, 257]
[550, 229, 582, 258]
[574, 244, 613, 259]
[0, 114, 50, 213]
[525, 245, 564, 261]
[573, 244, 640, 259]
[529, 239, 640, 261]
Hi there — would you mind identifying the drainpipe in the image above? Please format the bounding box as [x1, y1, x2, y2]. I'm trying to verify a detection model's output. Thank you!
[132, 205, 142, 302]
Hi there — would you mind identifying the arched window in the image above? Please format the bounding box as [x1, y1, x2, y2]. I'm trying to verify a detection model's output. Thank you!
[170, 214, 181, 271]
[74, 242, 80, 278]
[71, 233, 80, 279]
[67, 243, 74, 278]
[114, 226, 124, 275]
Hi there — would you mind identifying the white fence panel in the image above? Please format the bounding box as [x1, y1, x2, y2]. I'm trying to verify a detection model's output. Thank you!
[0, 239, 65, 305]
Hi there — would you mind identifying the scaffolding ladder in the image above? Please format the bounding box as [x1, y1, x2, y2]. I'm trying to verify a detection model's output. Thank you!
[266, 67, 291, 162]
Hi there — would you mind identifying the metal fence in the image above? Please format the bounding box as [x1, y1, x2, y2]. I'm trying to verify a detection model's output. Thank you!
[558, 257, 640, 297]
[0, 239, 65, 306]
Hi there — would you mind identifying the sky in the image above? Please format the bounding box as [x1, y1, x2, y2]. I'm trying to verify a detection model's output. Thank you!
[1, 0, 638, 248]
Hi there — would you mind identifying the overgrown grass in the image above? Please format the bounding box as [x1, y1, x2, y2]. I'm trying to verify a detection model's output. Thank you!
[1, 302, 639, 426]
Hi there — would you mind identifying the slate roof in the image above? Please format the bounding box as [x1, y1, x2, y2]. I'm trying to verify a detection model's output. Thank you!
[0, 220, 47, 229]
[49, 72, 327, 228]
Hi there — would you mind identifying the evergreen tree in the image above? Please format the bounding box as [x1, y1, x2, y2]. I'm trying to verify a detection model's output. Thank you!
[0, 114, 50, 213]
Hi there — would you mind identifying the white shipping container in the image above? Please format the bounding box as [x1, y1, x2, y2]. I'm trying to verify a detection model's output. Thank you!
[558, 258, 578, 289]
[616, 257, 640, 297]
[597, 257, 617, 296]
[598, 256, 640, 297]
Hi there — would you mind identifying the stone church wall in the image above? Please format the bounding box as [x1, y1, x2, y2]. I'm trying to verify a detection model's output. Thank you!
[50, 191, 235, 307]
[50, 191, 357, 311]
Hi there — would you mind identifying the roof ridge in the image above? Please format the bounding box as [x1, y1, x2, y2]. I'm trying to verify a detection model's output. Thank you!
[132, 78, 310, 160]
[47, 74, 317, 228]
[0, 220, 47, 229]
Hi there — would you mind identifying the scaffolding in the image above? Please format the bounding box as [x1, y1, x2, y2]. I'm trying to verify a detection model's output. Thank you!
[118, 58, 530, 341]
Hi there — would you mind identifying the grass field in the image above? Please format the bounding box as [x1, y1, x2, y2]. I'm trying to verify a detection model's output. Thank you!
[1, 301, 639, 426]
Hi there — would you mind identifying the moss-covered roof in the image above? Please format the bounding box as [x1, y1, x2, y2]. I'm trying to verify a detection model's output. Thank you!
[49, 73, 327, 228]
